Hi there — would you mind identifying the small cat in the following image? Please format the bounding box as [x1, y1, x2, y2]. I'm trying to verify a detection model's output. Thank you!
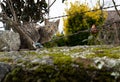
[20, 19, 59, 49]
[37, 19, 60, 44]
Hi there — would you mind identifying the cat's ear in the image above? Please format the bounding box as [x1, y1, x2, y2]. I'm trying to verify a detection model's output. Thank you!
[55, 19, 60, 26]
[45, 19, 49, 25]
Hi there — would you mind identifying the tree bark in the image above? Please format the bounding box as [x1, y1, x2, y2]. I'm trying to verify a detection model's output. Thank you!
[12, 23, 36, 49]
[0, 0, 40, 50]
[4, 17, 39, 49]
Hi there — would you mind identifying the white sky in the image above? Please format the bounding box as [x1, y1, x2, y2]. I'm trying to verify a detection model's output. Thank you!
[49, 0, 120, 18]
[0, 0, 120, 31]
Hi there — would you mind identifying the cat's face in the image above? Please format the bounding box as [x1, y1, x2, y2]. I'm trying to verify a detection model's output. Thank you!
[45, 19, 60, 33]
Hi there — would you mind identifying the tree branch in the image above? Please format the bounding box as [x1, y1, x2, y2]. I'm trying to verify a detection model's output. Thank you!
[48, 0, 56, 10]
[112, 0, 120, 17]
[0, 15, 37, 49]
[7, 0, 18, 22]
[0, 2, 8, 18]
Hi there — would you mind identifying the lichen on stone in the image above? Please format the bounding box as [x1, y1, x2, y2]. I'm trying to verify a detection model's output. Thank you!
[0, 45, 120, 82]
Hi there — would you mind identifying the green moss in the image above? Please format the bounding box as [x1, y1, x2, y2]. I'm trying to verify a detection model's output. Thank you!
[0, 52, 4, 54]
[16, 59, 24, 63]
[92, 69, 115, 82]
[86, 46, 120, 59]
[0, 57, 13, 63]
[2, 46, 120, 82]
[26, 62, 40, 68]
[27, 51, 39, 55]
[69, 47, 85, 53]
[3, 67, 22, 82]
[49, 53, 72, 64]
[3, 62, 117, 82]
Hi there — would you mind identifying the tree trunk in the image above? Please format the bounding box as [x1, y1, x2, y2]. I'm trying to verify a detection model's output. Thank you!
[5, 19, 40, 50]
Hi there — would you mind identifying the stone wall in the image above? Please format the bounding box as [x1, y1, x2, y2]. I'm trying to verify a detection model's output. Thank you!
[0, 46, 119, 82]
[0, 31, 20, 51]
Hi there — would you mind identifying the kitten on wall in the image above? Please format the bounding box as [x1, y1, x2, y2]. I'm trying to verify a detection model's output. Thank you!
[37, 19, 60, 44]
[20, 19, 60, 49]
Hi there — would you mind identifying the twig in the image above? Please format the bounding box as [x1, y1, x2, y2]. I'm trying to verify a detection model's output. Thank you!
[44, 20, 120, 43]
[7, 0, 18, 22]
[112, 0, 120, 17]
[48, 0, 56, 10]
[48, 4, 120, 19]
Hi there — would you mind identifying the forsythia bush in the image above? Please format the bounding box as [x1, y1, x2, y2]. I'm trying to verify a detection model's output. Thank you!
[63, 1, 107, 46]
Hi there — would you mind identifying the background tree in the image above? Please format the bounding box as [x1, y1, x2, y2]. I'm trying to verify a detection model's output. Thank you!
[63, 1, 107, 46]
[0, 0, 67, 49]
[0, 0, 48, 49]
[1, 0, 47, 24]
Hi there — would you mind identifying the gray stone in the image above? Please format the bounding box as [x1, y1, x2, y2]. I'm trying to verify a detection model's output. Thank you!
[0, 31, 20, 51]
[0, 63, 11, 82]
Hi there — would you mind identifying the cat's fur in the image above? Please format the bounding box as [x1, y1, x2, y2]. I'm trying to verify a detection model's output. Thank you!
[20, 19, 59, 49]
[37, 19, 60, 44]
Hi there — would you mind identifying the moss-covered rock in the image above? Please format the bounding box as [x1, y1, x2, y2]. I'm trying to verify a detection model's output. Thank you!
[3, 64, 117, 82]
[0, 45, 120, 82]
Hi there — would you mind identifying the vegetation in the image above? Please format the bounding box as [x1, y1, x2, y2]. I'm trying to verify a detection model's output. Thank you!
[63, 1, 107, 46]
[0, 0, 120, 81]
[1, 0, 48, 24]
[0, 45, 119, 82]
[0, 0, 69, 49]
[0, 0, 48, 49]
[4, 65, 116, 82]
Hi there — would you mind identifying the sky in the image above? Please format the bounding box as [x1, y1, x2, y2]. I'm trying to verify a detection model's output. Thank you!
[0, 0, 120, 31]
[49, 0, 120, 18]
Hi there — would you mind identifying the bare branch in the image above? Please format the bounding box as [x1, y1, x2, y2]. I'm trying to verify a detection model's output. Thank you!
[98, 0, 105, 9]
[47, 0, 56, 17]
[102, 0, 104, 8]
[112, 0, 120, 17]
[0, 1, 8, 18]
[7, 0, 18, 22]
[48, 0, 56, 10]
